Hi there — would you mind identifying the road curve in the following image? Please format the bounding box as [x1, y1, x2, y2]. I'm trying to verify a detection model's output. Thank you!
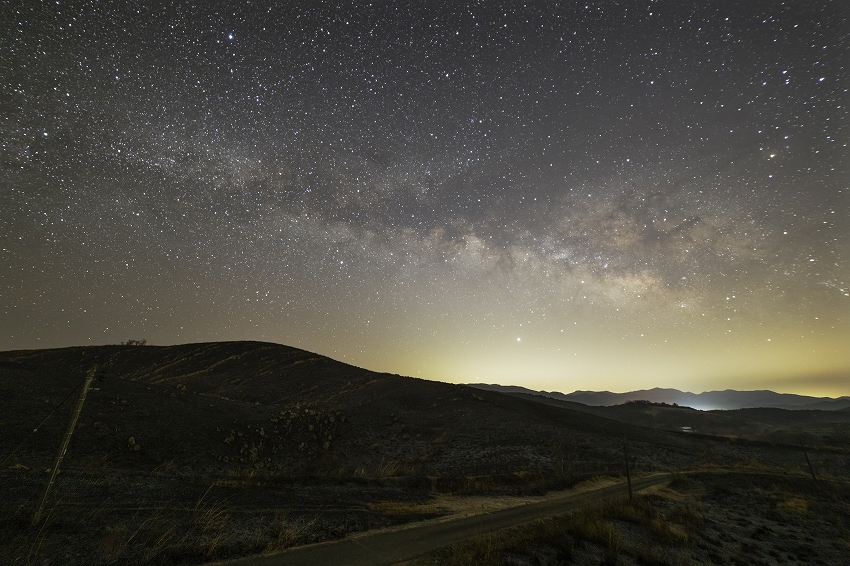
[208, 473, 671, 566]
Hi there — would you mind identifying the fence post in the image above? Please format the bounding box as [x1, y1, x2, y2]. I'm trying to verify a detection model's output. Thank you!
[32, 365, 97, 524]
[800, 439, 817, 483]
[623, 437, 632, 501]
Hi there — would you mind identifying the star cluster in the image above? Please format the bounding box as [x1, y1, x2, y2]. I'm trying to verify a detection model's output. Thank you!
[2, 1, 848, 394]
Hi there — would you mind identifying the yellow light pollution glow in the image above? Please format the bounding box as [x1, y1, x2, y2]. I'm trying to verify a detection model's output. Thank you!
[3, 1, 848, 399]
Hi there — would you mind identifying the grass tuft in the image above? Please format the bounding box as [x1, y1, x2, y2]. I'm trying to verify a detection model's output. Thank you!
[409, 494, 701, 566]
[264, 511, 316, 553]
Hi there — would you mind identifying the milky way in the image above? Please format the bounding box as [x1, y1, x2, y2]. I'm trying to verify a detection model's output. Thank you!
[3, 1, 848, 394]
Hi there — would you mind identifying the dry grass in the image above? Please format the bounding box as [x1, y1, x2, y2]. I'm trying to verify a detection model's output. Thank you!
[368, 500, 422, 516]
[264, 511, 317, 553]
[552, 437, 577, 485]
[183, 487, 232, 557]
[777, 495, 809, 515]
[410, 494, 701, 566]
[213, 466, 264, 487]
[13, 481, 238, 566]
[374, 457, 402, 478]
[348, 458, 403, 478]
[668, 501, 704, 533]
[95, 488, 233, 564]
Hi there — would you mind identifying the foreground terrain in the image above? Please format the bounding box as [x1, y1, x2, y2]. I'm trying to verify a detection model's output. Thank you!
[1, 342, 848, 564]
[407, 470, 850, 566]
[211, 474, 669, 565]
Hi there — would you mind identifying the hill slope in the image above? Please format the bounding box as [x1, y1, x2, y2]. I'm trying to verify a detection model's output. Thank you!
[3, 342, 847, 565]
[468, 383, 850, 410]
[3, 341, 696, 480]
[469, 386, 850, 450]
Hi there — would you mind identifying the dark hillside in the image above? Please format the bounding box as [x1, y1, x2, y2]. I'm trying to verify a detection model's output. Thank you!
[2, 342, 847, 565]
[504, 392, 850, 451]
[2, 341, 701, 480]
[470, 383, 850, 410]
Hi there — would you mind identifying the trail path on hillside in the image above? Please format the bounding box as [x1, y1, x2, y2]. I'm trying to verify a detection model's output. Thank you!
[210, 473, 670, 566]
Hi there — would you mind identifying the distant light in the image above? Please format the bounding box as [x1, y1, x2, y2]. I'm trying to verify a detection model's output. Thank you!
[517, 337, 521, 342]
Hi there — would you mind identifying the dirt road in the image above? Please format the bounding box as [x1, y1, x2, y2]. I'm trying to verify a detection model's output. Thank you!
[210, 473, 670, 566]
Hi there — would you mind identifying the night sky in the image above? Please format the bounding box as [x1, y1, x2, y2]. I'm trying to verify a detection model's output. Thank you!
[3, 1, 848, 396]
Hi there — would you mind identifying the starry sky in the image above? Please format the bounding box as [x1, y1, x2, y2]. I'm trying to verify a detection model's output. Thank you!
[3, 1, 848, 396]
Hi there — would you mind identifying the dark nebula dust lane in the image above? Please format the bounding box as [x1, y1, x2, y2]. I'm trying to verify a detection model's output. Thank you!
[2, 1, 848, 394]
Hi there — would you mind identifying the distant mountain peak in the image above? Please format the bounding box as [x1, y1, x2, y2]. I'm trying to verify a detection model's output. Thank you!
[467, 384, 850, 411]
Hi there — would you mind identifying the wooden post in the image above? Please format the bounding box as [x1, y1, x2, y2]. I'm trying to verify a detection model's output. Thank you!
[800, 439, 817, 483]
[623, 437, 632, 501]
[32, 365, 97, 524]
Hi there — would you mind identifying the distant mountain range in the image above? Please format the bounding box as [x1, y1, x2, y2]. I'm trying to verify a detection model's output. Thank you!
[467, 384, 850, 411]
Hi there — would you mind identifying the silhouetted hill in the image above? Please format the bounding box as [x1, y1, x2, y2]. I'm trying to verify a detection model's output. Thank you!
[469, 383, 850, 411]
[469, 387, 850, 450]
[2, 341, 710, 481]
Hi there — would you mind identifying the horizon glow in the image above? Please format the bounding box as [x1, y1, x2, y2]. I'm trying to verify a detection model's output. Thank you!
[2, 2, 848, 397]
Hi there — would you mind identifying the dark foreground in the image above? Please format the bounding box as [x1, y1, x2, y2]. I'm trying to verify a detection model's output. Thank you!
[212, 474, 669, 566]
[405, 470, 850, 566]
[2, 342, 848, 565]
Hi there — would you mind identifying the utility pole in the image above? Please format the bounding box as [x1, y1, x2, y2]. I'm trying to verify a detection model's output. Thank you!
[623, 437, 633, 501]
[32, 365, 97, 524]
